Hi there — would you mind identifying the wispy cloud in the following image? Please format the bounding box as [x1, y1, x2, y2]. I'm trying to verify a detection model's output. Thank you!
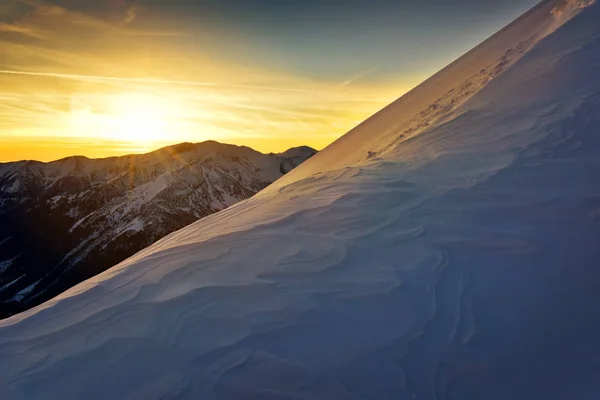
[0, 69, 330, 94]
[15, 0, 148, 37]
[339, 67, 379, 87]
[18, 0, 108, 30]
[0, 22, 43, 38]
[122, 4, 138, 25]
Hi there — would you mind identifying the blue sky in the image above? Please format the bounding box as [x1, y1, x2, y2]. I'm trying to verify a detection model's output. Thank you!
[140, 0, 540, 79]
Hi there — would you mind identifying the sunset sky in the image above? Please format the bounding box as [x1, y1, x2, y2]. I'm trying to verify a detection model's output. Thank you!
[0, 0, 539, 162]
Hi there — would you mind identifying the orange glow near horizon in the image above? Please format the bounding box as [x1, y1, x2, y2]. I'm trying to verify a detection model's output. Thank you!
[0, 72, 417, 162]
[0, 135, 344, 163]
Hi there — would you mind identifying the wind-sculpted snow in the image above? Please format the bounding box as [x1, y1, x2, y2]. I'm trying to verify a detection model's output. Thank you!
[2, 1, 600, 399]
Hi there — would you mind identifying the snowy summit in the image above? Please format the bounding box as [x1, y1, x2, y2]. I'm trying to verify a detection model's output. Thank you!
[1, 0, 600, 399]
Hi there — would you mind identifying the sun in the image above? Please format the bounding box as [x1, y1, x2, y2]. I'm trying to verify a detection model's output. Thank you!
[69, 92, 175, 145]
[111, 93, 170, 143]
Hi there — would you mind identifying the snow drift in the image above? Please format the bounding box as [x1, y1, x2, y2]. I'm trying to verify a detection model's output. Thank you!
[1, 0, 600, 399]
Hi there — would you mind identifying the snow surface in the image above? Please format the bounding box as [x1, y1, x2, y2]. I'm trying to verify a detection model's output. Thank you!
[9, 281, 39, 303]
[0, 276, 23, 293]
[0, 254, 20, 274]
[1, 1, 600, 399]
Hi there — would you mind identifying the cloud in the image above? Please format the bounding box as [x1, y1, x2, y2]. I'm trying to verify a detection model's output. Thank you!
[121, 4, 137, 25]
[16, 0, 111, 33]
[339, 67, 379, 87]
[17, 0, 139, 33]
[0, 69, 337, 94]
[0, 22, 43, 38]
[8, 0, 184, 41]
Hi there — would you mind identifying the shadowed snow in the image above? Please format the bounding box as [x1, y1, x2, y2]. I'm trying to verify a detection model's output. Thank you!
[1, 1, 600, 399]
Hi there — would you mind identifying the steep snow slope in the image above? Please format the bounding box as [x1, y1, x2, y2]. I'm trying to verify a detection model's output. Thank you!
[0, 142, 316, 319]
[281, 0, 591, 180]
[1, 0, 600, 399]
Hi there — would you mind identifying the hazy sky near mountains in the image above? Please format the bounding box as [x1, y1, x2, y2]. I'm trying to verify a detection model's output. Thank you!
[0, 0, 539, 162]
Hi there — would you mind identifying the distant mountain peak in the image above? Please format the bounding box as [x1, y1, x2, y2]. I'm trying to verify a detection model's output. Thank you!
[0, 141, 316, 318]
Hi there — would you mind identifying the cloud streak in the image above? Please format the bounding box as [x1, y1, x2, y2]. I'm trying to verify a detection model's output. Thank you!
[14, 0, 150, 37]
[339, 67, 379, 87]
[122, 4, 138, 25]
[0, 22, 43, 38]
[0, 69, 346, 94]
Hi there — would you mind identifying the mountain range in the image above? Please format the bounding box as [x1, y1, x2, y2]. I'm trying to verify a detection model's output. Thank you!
[0, 141, 316, 318]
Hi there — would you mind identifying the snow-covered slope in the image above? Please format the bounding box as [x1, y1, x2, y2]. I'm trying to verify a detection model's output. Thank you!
[0, 142, 316, 319]
[2, 0, 600, 398]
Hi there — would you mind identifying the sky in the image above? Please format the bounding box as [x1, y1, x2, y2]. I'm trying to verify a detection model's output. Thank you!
[0, 0, 540, 162]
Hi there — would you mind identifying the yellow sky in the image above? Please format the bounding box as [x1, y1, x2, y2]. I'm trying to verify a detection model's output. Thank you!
[0, 0, 427, 162]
